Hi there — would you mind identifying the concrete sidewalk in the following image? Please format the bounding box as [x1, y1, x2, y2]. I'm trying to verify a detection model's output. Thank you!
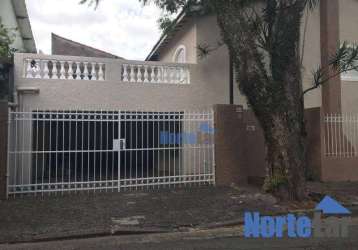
[1, 182, 357, 244]
[0, 186, 282, 244]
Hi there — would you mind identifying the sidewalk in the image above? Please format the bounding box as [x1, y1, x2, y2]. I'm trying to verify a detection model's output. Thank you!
[1, 182, 357, 244]
[0, 186, 282, 244]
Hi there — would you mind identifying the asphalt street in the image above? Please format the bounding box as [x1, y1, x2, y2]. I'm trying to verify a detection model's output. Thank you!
[1, 224, 357, 250]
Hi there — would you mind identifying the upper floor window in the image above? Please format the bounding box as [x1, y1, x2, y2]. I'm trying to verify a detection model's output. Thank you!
[173, 45, 186, 63]
[341, 43, 358, 81]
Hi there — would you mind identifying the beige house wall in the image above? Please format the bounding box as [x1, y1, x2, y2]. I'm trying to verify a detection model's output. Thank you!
[157, 18, 197, 64]
[157, 15, 241, 106]
[340, 0, 358, 114]
[154, 11, 324, 109]
[300, 7, 322, 109]
[154, 1, 358, 112]
[14, 53, 232, 112]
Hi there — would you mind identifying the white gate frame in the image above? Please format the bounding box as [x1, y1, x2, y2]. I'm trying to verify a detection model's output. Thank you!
[7, 109, 215, 197]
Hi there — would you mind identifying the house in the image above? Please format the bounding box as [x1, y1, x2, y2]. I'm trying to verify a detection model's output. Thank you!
[145, 0, 358, 183]
[51, 33, 122, 59]
[2, 0, 358, 198]
[0, 0, 36, 53]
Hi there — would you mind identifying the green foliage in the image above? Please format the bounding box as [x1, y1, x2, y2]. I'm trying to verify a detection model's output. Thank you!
[0, 19, 15, 100]
[306, 42, 358, 96]
[0, 19, 16, 58]
[157, 15, 175, 33]
[263, 174, 288, 193]
[79, 0, 101, 9]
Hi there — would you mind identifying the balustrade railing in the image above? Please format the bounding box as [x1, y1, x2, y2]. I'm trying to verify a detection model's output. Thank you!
[121, 63, 190, 84]
[24, 58, 105, 81]
[21, 55, 191, 85]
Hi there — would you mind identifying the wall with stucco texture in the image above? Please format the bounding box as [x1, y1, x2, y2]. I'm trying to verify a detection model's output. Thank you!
[157, 17, 197, 64]
[340, 0, 358, 114]
[14, 53, 232, 112]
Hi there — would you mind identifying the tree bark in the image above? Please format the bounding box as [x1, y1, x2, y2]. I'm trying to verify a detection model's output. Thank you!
[213, 0, 307, 200]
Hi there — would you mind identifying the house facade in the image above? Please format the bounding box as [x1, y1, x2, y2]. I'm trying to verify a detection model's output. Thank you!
[146, 0, 358, 114]
[2, 0, 358, 198]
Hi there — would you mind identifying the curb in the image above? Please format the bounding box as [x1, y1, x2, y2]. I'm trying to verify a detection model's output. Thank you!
[1, 228, 174, 245]
[2, 205, 357, 245]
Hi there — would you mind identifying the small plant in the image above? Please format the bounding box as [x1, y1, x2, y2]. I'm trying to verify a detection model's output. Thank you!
[0, 19, 16, 100]
[0, 19, 16, 58]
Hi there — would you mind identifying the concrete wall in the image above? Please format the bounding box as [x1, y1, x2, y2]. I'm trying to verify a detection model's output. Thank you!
[157, 17, 197, 64]
[214, 105, 247, 185]
[0, 0, 25, 52]
[340, 0, 358, 114]
[14, 53, 231, 112]
[154, 2, 358, 112]
[300, 7, 322, 109]
[157, 15, 241, 106]
[154, 11, 324, 109]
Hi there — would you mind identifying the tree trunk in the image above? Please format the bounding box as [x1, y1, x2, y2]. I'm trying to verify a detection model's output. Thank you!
[213, 0, 308, 200]
[265, 115, 306, 200]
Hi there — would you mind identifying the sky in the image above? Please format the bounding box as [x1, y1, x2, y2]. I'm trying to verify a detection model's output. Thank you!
[25, 0, 163, 60]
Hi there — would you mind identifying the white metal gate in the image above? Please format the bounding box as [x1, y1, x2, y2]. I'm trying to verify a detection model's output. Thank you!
[7, 110, 215, 196]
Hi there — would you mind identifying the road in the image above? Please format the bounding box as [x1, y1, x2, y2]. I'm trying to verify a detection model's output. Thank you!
[1, 224, 357, 250]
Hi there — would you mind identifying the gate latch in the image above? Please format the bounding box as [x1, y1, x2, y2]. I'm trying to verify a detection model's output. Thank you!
[113, 139, 126, 150]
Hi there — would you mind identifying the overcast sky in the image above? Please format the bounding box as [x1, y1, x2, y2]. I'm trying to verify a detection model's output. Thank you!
[26, 0, 163, 60]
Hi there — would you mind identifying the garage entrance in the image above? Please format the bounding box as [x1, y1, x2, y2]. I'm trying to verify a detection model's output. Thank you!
[7, 110, 215, 196]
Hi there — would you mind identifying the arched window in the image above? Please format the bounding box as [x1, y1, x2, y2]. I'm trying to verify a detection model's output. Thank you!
[173, 45, 186, 63]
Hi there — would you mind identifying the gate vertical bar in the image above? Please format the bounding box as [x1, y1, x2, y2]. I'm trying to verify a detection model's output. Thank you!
[211, 109, 216, 185]
[0, 102, 9, 199]
[118, 110, 121, 192]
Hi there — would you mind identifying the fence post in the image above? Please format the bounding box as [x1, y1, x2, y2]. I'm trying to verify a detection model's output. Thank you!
[0, 101, 8, 199]
[214, 104, 247, 186]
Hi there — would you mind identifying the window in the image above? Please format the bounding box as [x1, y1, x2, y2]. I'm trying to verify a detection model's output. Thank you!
[341, 43, 358, 81]
[173, 45, 186, 63]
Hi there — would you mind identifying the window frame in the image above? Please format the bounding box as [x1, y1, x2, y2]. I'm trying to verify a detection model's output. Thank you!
[172, 45, 187, 63]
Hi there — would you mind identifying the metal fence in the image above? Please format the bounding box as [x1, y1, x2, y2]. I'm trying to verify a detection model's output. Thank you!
[7, 110, 215, 196]
[324, 114, 358, 158]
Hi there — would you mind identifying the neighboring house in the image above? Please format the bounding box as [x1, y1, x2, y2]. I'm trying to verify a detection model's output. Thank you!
[0, 0, 36, 53]
[51, 33, 122, 59]
[3, 0, 358, 198]
[146, 0, 358, 115]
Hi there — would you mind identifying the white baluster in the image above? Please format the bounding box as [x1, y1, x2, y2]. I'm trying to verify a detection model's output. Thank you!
[157, 67, 163, 83]
[143, 65, 149, 83]
[122, 64, 129, 82]
[68, 62, 74, 80]
[137, 65, 143, 83]
[130, 65, 136, 82]
[83, 62, 89, 80]
[43, 60, 50, 79]
[98, 63, 104, 81]
[163, 66, 168, 83]
[91, 62, 97, 80]
[150, 66, 156, 83]
[186, 67, 190, 84]
[169, 67, 174, 84]
[59, 61, 66, 79]
[177, 67, 182, 84]
[34, 59, 41, 78]
[185, 67, 190, 84]
[53, 61, 60, 79]
[25, 59, 33, 78]
[74, 62, 81, 80]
